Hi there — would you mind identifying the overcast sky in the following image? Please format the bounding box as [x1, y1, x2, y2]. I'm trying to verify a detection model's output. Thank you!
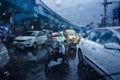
[41, 0, 118, 27]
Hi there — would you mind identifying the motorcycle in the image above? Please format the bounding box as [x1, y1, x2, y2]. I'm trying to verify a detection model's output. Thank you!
[68, 40, 77, 58]
[45, 39, 68, 73]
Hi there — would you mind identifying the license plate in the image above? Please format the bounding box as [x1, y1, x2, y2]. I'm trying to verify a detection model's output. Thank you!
[71, 45, 76, 48]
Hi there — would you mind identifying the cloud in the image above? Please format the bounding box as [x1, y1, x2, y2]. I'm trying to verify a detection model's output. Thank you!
[41, 0, 103, 26]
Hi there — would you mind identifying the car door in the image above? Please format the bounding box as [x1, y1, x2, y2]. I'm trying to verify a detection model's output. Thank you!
[36, 32, 43, 44]
[41, 32, 47, 43]
[81, 30, 100, 60]
[36, 32, 46, 44]
[86, 30, 104, 62]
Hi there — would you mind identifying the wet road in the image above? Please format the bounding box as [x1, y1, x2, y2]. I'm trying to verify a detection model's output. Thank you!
[4, 42, 104, 80]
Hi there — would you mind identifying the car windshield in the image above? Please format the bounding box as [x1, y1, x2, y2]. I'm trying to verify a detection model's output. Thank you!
[67, 31, 75, 35]
[22, 32, 36, 36]
[1, 0, 120, 80]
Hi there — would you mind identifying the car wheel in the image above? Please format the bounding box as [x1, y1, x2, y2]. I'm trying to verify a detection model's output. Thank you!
[33, 42, 37, 49]
[45, 66, 51, 74]
[78, 48, 84, 63]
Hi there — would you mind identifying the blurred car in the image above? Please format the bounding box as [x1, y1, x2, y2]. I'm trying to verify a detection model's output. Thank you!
[43, 30, 52, 35]
[66, 29, 78, 45]
[78, 27, 120, 80]
[52, 32, 59, 40]
[0, 38, 9, 68]
[13, 31, 47, 49]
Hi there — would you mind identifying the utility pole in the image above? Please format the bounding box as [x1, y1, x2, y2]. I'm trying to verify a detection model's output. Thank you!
[102, 0, 113, 27]
[103, 0, 107, 27]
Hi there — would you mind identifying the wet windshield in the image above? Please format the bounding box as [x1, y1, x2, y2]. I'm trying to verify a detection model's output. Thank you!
[0, 0, 120, 80]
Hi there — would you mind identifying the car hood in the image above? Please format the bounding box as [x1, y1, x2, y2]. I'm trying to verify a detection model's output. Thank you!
[15, 36, 35, 40]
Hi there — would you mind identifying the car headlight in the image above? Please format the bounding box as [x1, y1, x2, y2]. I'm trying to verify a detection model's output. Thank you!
[25, 39, 32, 42]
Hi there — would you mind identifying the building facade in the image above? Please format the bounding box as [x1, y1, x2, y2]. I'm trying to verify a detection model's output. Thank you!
[0, 0, 79, 34]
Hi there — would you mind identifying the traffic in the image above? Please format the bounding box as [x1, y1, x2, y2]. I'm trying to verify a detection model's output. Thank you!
[0, 0, 120, 80]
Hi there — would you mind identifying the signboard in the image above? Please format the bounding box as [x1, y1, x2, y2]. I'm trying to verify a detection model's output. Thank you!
[113, 6, 120, 19]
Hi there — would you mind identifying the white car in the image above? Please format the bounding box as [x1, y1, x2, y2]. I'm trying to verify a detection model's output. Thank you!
[14, 31, 47, 49]
[78, 27, 120, 80]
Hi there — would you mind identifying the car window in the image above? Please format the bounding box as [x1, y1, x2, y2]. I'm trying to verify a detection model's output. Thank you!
[98, 30, 120, 45]
[86, 30, 100, 42]
[67, 31, 75, 35]
[82, 31, 90, 38]
[37, 32, 44, 36]
[22, 32, 36, 36]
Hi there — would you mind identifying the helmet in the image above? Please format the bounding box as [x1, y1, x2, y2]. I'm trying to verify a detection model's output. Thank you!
[59, 31, 64, 36]
[61, 25, 67, 29]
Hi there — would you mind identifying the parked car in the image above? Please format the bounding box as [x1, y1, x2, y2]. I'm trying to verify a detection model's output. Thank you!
[13, 31, 47, 49]
[78, 27, 120, 80]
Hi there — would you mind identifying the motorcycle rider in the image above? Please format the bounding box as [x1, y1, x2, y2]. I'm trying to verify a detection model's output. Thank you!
[58, 25, 69, 63]
[57, 31, 66, 53]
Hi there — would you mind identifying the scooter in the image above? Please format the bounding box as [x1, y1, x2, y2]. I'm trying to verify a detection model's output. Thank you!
[45, 40, 68, 73]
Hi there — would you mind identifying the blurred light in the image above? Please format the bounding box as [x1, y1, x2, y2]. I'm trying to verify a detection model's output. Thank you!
[24, 22, 26, 25]
[45, 23, 48, 25]
[34, 13, 38, 17]
[31, 25, 34, 29]
[35, 0, 41, 4]
[34, 19, 37, 22]
[3, 13, 6, 15]
[56, 0, 62, 7]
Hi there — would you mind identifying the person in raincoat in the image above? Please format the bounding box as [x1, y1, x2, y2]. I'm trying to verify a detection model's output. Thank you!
[57, 25, 69, 63]
[57, 31, 66, 54]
